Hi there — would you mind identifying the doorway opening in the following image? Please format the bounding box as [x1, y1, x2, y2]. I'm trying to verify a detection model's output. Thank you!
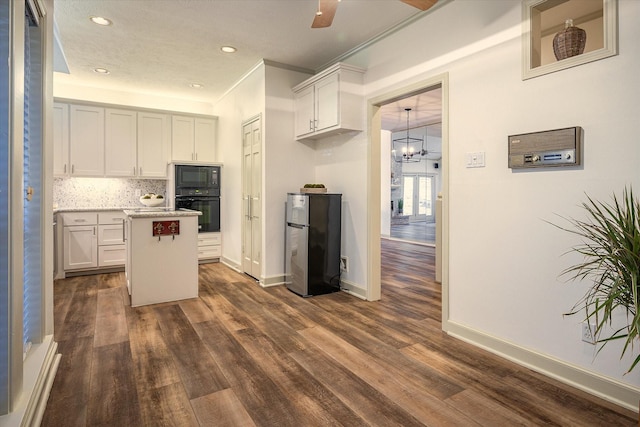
[381, 88, 442, 247]
[367, 73, 449, 328]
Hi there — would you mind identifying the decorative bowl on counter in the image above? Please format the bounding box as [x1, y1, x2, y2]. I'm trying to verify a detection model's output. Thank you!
[139, 194, 165, 207]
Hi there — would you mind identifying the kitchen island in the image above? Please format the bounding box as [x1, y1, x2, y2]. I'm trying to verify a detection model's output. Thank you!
[123, 208, 201, 307]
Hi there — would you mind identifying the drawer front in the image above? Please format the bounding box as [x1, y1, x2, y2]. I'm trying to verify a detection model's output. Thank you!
[99, 211, 127, 225]
[98, 245, 126, 267]
[98, 224, 124, 245]
[198, 245, 221, 259]
[197, 233, 221, 247]
[62, 212, 98, 226]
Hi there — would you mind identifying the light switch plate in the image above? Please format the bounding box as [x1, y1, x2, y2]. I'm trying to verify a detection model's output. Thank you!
[466, 151, 486, 168]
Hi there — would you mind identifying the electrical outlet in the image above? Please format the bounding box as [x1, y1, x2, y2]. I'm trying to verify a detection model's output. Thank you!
[340, 256, 349, 273]
[581, 322, 596, 344]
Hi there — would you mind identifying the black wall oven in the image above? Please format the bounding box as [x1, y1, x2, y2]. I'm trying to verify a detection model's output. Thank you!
[174, 165, 221, 233]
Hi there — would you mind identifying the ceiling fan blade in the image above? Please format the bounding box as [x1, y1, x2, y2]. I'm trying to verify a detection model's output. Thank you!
[312, 0, 339, 28]
[400, 0, 437, 11]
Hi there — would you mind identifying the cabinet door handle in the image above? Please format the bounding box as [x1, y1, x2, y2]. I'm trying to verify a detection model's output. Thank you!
[71, 164, 75, 174]
[133, 166, 136, 175]
[74, 219, 86, 223]
[195, 152, 198, 161]
[93, 226, 96, 236]
[64, 164, 67, 173]
[309, 119, 313, 131]
[139, 167, 142, 175]
[122, 219, 126, 242]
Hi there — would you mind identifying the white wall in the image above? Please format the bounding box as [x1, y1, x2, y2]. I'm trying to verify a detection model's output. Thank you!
[54, 80, 213, 115]
[213, 63, 266, 269]
[349, 0, 640, 396]
[212, 62, 312, 280]
[263, 65, 315, 282]
[314, 130, 369, 292]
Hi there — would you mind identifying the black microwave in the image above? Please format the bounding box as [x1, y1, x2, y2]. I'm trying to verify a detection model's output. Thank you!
[175, 165, 220, 192]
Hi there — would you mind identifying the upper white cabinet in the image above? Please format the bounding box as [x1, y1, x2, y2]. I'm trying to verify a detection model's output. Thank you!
[70, 104, 105, 176]
[53, 102, 70, 176]
[195, 117, 217, 162]
[54, 100, 216, 178]
[105, 108, 137, 177]
[137, 112, 171, 178]
[105, 109, 171, 178]
[293, 63, 365, 141]
[171, 115, 217, 162]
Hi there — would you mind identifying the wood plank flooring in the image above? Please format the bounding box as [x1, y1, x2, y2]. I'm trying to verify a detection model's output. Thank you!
[390, 221, 436, 244]
[42, 240, 637, 426]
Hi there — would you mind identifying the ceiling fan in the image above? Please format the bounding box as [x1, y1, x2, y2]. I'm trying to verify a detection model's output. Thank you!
[312, 0, 437, 29]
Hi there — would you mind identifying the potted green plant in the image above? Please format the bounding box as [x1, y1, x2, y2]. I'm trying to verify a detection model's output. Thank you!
[553, 187, 640, 372]
[398, 199, 404, 215]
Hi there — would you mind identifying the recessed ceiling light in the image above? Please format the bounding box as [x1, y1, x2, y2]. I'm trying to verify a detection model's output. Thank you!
[221, 46, 237, 53]
[90, 16, 112, 26]
[189, 83, 204, 89]
[93, 67, 110, 74]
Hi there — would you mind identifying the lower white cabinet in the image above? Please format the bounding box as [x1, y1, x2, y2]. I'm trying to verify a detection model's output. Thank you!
[97, 212, 127, 267]
[197, 232, 221, 261]
[63, 224, 98, 270]
[61, 211, 126, 275]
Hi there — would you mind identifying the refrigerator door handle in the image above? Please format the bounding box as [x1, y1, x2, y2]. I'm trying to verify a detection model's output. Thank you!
[287, 223, 305, 229]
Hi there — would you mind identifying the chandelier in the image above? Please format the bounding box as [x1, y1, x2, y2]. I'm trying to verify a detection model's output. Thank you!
[392, 108, 427, 163]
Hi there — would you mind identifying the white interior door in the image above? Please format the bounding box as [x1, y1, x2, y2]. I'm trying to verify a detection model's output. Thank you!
[242, 116, 262, 280]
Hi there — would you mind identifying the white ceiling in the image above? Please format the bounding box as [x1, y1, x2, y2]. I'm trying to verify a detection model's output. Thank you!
[53, 0, 443, 132]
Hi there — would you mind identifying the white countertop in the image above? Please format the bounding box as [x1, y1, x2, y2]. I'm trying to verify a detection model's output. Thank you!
[54, 206, 136, 213]
[54, 206, 201, 218]
[123, 207, 201, 218]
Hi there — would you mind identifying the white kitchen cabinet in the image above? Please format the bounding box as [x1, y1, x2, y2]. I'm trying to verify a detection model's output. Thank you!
[293, 63, 364, 141]
[194, 117, 216, 162]
[138, 112, 171, 178]
[97, 212, 126, 267]
[60, 211, 126, 274]
[105, 109, 171, 178]
[70, 104, 105, 176]
[53, 102, 70, 177]
[125, 211, 199, 307]
[63, 226, 98, 270]
[105, 108, 137, 177]
[171, 115, 217, 162]
[197, 232, 221, 261]
[62, 212, 99, 271]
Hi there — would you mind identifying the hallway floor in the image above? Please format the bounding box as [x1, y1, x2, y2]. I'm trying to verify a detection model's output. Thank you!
[390, 220, 435, 245]
[42, 241, 636, 426]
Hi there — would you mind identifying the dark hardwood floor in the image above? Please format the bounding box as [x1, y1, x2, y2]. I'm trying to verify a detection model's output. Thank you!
[42, 240, 636, 426]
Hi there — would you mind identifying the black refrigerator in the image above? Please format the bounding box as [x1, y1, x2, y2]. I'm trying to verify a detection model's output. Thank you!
[285, 193, 342, 297]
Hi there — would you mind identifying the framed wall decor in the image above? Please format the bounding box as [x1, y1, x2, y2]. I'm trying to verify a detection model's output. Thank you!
[522, 0, 618, 80]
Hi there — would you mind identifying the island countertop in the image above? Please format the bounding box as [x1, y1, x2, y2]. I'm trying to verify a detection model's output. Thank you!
[123, 208, 201, 218]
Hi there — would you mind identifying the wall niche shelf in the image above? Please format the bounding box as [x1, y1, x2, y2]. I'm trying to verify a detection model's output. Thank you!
[522, 0, 618, 80]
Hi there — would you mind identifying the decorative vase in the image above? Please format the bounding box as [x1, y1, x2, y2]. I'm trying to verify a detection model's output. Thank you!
[553, 19, 587, 61]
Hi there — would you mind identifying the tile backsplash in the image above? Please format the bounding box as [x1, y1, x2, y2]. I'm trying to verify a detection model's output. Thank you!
[54, 177, 168, 209]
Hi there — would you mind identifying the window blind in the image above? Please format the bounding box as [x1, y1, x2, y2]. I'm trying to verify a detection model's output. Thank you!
[23, 5, 43, 358]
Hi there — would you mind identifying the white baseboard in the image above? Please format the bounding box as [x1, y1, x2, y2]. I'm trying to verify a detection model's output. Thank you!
[446, 320, 640, 412]
[261, 275, 285, 288]
[340, 278, 367, 300]
[0, 335, 60, 427]
[220, 257, 241, 272]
